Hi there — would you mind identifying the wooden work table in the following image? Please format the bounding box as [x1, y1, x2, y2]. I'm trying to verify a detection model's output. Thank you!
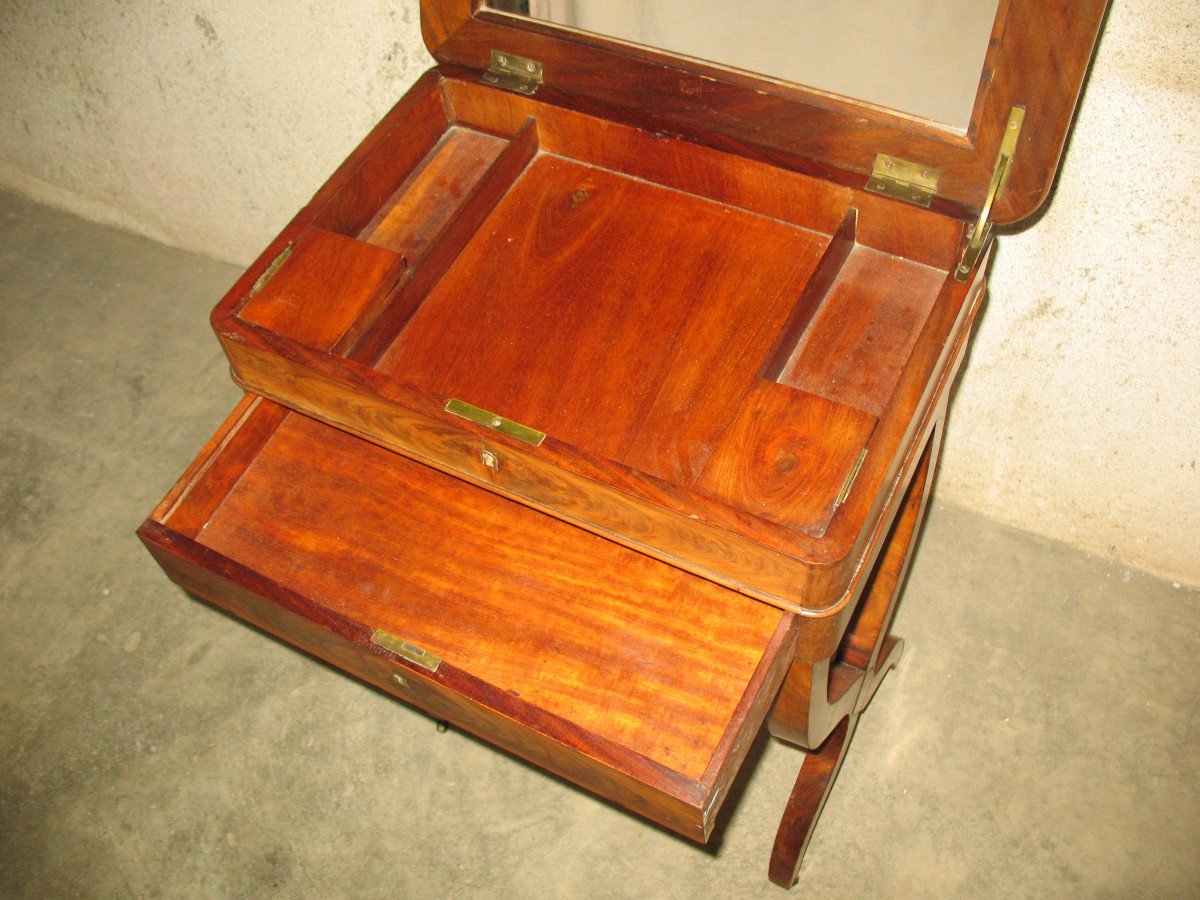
[140, 0, 1106, 887]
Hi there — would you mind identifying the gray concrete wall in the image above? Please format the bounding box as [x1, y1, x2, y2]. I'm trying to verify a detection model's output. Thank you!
[0, 1, 433, 263]
[1, 1, 1196, 584]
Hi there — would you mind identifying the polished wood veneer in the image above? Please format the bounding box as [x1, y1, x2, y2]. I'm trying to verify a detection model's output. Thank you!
[144, 0, 1108, 886]
[212, 73, 983, 613]
[139, 396, 798, 840]
[374, 153, 831, 487]
[425, 0, 1109, 225]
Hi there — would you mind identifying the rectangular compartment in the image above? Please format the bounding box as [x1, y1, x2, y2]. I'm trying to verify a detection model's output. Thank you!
[139, 396, 798, 841]
[212, 72, 980, 614]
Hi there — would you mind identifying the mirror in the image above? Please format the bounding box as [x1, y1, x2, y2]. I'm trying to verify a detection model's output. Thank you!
[487, 0, 1000, 131]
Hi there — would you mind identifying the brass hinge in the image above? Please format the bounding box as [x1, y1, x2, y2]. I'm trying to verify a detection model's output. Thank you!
[956, 106, 1025, 281]
[371, 629, 442, 673]
[482, 50, 543, 95]
[835, 449, 868, 507]
[865, 155, 941, 208]
[249, 245, 292, 296]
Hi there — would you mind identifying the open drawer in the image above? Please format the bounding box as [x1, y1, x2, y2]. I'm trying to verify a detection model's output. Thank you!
[138, 396, 798, 841]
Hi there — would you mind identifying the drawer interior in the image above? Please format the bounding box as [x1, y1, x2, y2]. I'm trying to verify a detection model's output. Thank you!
[141, 397, 798, 840]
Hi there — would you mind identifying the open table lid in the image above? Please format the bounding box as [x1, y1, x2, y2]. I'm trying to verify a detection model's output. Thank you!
[422, 0, 1108, 226]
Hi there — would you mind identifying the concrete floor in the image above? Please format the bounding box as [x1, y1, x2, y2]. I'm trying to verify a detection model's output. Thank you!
[0, 189, 1196, 897]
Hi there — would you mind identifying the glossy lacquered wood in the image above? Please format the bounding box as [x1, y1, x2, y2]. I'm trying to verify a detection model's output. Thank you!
[211, 71, 988, 615]
[422, 0, 1108, 224]
[144, 0, 1109, 887]
[769, 424, 938, 887]
[138, 396, 799, 841]
[139, 348, 952, 879]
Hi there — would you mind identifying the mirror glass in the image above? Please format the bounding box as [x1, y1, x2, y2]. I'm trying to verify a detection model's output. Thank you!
[486, 0, 1000, 131]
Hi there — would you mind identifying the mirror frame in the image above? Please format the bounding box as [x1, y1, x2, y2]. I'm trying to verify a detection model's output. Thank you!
[422, 0, 1107, 224]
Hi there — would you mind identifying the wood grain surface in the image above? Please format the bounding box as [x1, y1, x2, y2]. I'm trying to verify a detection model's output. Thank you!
[360, 125, 507, 259]
[695, 383, 876, 536]
[376, 152, 831, 487]
[238, 229, 405, 352]
[422, 0, 1109, 224]
[208, 65, 991, 614]
[776, 245, 946, 416]
[147, 3, 1109, 881]
[141, 397, 799, 838]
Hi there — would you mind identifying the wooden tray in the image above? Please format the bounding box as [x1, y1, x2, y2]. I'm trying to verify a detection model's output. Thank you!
[208, 0, 1106, 613]
[211, 71, 985, 613]
[138, 395, 798, 840]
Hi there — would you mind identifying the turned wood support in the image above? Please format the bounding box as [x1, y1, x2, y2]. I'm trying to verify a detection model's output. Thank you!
[767, 420, 941, 887]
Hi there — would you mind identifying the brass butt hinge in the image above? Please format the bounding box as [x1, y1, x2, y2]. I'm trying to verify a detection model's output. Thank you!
[249, 245, 292, 296]
[956, 106, 1026, 281]
[866, 155, 941, 208]
[835, 449, 868, 508]
[482, 50, 543, 95]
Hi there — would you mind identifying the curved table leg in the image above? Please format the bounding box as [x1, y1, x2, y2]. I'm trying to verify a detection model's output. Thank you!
[767, 636, 906, 888]
[769, 716, 854, 887]
[768, 424, 939, 887]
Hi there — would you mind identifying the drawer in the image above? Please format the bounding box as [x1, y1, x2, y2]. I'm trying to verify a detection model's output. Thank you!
[138, 396, 798, 841]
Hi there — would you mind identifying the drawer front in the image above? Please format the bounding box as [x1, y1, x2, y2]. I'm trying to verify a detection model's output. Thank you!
[140, 526, 709, 838]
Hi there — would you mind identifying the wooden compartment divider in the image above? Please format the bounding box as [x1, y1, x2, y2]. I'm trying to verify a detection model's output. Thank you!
[762, 209, 859, 384]
[310, 77, 453, 240]
[358, 126, 510, 260]
[347, 116, 542, 362]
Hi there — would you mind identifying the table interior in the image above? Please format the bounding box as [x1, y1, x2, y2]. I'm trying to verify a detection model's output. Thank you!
[232, 79, 955, 538]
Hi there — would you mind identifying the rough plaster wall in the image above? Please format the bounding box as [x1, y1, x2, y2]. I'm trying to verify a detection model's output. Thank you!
[0, 2, 1196, 583]
[0, 1, 432, 263]
[936, 0, 1200, 586]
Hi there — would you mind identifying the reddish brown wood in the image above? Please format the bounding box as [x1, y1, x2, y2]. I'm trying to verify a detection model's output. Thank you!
[347, 115, 542, 362]
[838, 445, 937, 676]
[238, 229, 405, 352]
[768, 633, 906, 887]
[442, 80, 964, 269]
[373, 151, 831, 486]
[695, 384, 876, 536]
[359, 125, 507, 258]
[208, 69, 994, 613]
[767, 422, 939, 887]
[139, 398, 799, 841]
[423, 0, 1108, 224]
[769, 716, 854, 888]
[769, 426, 934, 748]
[309, 73, 452, 240]
[763, 209, 859, 382]
[152, 397, 287, 538]
[142, 3, 1107, 885]
[776, 247, 946, 418]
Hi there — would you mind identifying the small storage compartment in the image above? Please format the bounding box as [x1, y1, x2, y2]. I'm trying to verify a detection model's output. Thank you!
[213, 72, 973, 612]
[138, 396, 798, 841]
